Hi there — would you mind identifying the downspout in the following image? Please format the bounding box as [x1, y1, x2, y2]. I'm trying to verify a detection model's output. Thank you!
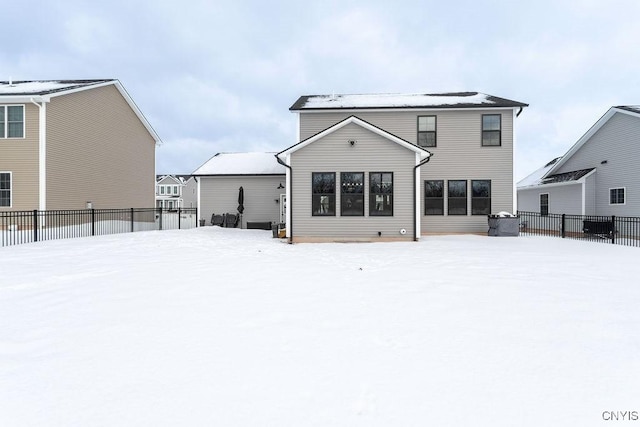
[275, 155, 293, 243]
[516, 106, 523, 117]
[413, 154, 432, 241]
[30, 98, 48, 211]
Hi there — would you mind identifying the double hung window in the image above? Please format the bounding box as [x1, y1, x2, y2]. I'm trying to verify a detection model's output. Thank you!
[0, 172, 11, 207]
[417, 116, 437, 147]
[481, 114, 501, 146]
[471, 180, 491, 215]
[448, 180, 467, 215]
[0, 105, 24, 138]
[424, 180, 444, 215]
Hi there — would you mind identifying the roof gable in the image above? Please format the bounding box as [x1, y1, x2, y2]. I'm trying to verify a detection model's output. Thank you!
[156, 175, 183, 185]
[290, 92, 528, 111]
[546, 106, 640, 176]
[277, 115, 432, 161]
[0, 79, 161, 144]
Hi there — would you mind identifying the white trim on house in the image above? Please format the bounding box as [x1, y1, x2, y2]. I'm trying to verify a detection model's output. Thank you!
[546, 107, 640, 177]
[608, 187, 626, 206]
[28, 99, 49, 211]
[277, 116, 432, 160]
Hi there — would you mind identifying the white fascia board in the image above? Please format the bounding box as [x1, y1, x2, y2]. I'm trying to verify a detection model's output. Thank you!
[545, 108, 618, 176]
[277, 116, 431, 161]
[517, 169, 596, 191]
[0, 95, 51, 103]
[47, 80, 162, 145]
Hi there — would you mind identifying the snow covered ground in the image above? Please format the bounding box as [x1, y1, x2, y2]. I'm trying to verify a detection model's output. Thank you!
[1, 228, 639, 426]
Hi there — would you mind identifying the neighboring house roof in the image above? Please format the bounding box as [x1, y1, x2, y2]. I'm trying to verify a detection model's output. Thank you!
[519, 105, 640, 189]
[156, 174, 183, 184]
[0, 79, 113, 96]
[0, 79, 161, 144]
[290, 92, 528, 111]
[517, 157, 562, 188]
[192, 152, 286, 176]
[539, 168, 595, 185]
[545, 106, 640, 177]
[277, 115, 432, 160]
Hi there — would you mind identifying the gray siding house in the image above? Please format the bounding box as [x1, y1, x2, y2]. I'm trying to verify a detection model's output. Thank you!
[155, 174, 197, 210]
[278, 92, 528, 242]
[517, 106, 640, 217]
[0, 79, 160, 211]
[193, 152, 286, 228]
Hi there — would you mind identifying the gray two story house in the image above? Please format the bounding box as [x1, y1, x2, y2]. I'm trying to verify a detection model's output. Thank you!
[517, 106, 640, 217]
[277, 92, 528, 242]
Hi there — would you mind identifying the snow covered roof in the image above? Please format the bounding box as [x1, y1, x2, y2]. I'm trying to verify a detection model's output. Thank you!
[290, 92, 528, 111]
[192, 152, 286, 176]
[517, 157, 562, 188]
[0, 79, 114, 96]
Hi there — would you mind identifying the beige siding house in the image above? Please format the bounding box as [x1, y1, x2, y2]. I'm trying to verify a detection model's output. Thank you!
[279, 92, 528, 242]
[0, 80, 159, 212]
[192, 152, 286, 228]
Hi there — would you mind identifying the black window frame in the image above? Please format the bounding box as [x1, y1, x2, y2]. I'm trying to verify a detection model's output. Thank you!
[481, 114, 501, 146]
[312, 172, 336, 216]
[448, 180, 467, 215]
[540, 193, 549, 216]
[0, 172, 11, 207]
[369, 172, 393, 216]
[609, 187, 625, 205]
[471, 180, 491, 215]
[424, 180, 444, 215]
[417, 115, 437, 147]
[340, 172, 364, 216]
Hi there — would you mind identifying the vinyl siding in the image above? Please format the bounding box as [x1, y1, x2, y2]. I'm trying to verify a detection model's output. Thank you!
[299, 109, 514, 234]
[290, 122, 416, 241]
[46, 84, 156, 210]
[419, 110, 514, 233]
[517, 184, 583, 215]
[0, 103, 40, 210]
[199, 175, 285, 227]
[555, 112, 640, 216]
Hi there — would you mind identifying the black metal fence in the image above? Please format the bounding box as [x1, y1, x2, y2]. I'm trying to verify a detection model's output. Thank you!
[1, 207, 198, 248]
[517, 211, 640, 248]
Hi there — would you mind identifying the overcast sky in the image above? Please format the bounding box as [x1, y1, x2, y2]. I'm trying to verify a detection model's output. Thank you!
[3, 0, 639, 180]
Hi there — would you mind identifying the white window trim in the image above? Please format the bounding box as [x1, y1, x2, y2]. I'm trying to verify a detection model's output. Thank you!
[539, 192, 549, 214]
[0, 105, 26, 139]
[609, 187, 626, 205]
[0, 171, 12, 208]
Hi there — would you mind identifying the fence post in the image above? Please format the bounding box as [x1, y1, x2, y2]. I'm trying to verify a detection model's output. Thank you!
[158, 206, 163, 231]
[196, 207, 199, 228]
[611, 215, 616, 244]
[91, 209, 96, 236]
[131, 208, 135, 233]
[178, 207, 182, 230]
[561, 214, 566, 238]
[33, 210, 38, 243]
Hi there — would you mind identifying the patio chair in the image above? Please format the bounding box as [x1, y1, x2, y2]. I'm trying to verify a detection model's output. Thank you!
[211, 213, 225, 226]
[224, 213, 238, 228]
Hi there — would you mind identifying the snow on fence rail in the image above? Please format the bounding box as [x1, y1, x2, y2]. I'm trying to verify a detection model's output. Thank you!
[1, 207, 198, 247]
[517, 211, 640, 248]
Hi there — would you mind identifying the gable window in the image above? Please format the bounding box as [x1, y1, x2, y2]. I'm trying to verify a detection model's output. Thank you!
[540, 193, 549, 216]
[481, 114, 501, 146]
[160, 186, 165, 195]
[312, 172, 335, 216]
[341, 172, 364, 216]
[424, 180, 444, 215]
[173, 185, 179, 195]
[471, 180, 491, 215]
[448, 180, 467, 215]
[0, 172, 11, 207]
[0, 105, 25, 138]
[370, 172, 393, 216]
[610, 188, 625, 205]
[417, 116, 437, 147]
